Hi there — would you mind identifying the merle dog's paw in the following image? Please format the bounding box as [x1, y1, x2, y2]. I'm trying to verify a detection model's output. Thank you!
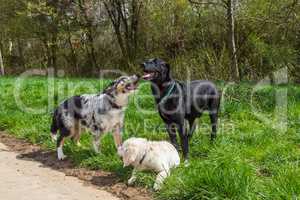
[51, 134, 58, 142]
[128, 177, 136, 186]
[58, 154, 67, 161]
[153, 183, 162, 191]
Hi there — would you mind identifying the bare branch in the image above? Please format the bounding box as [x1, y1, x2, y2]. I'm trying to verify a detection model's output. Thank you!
[188, 0, 224, 6]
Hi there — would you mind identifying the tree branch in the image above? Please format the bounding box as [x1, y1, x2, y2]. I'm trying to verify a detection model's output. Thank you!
[188, 0, 224, 6]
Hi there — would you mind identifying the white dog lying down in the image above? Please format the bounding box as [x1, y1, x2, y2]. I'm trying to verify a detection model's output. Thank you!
[118, 137, 180, 190]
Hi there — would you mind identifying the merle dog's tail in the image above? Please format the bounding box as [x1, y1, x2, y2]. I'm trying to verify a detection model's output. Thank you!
[50, 109, 60, 141]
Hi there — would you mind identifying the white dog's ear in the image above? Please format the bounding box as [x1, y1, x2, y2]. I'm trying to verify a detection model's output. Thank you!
[123, 146, 138, 167]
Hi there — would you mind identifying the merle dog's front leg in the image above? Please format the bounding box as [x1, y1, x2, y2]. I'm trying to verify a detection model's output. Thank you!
[113, 125, 123, 148]
[128, 169, 138, 185]
[92, 133, 102, 153]
[166, 123, 179, 150]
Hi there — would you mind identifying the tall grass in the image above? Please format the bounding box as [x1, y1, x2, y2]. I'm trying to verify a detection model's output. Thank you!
[0, 76, 299, 199]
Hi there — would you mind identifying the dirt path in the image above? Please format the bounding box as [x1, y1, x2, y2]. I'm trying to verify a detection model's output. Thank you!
[0, 133, 152, 200]
[0, 142, 119, 200]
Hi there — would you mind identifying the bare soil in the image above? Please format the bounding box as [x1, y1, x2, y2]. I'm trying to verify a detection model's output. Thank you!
[0, 132, 152, 200]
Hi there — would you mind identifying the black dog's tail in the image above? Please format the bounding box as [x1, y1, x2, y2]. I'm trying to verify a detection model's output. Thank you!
[217, 89, 222, 110]
[50, 109, 60, 141]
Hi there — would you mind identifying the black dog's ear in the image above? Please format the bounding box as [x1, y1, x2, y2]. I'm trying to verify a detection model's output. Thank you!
[165, 63, 170, 70]
[165, 62, 171, 79]
[165, 62, 170, 73]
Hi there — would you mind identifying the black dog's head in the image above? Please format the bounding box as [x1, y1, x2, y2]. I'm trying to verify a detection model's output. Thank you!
[140, 58, 171, 84]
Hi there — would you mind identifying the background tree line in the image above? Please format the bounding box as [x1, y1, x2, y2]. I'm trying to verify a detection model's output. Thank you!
[0, 0, 299, 82]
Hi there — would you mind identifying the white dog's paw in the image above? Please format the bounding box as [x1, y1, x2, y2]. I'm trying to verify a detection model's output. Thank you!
[153, 183, 162, 191]
[128, 177, 136, 186]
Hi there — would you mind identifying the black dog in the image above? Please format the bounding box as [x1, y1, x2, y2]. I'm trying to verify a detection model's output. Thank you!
[141, 58, 220, 163]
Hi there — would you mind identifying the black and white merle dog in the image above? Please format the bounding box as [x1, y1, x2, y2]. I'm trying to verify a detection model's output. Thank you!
[141, 58, 220, 164]
[50, 75, 139, 160]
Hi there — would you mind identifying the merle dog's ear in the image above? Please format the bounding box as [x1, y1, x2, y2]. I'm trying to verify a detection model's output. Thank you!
[103, 80, 116, 94]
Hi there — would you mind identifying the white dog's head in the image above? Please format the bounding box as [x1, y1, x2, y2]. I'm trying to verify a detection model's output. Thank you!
[118, 138, 148, 167]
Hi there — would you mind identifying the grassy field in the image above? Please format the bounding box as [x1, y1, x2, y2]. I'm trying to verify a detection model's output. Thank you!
[0, 76, 300, 199]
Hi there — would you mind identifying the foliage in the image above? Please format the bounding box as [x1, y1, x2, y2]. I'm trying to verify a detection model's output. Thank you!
[0, 0, 299, 81]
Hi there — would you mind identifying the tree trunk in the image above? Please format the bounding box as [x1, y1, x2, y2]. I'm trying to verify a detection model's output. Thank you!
[67, 31, 79, 74]
[78, 0, 97, 73]
[104, 0, 142, 66]
[86, 29, 98, 71]
[0, 42, 4, 75]
[17, 38, 25, 70]
[8, 39, 13, 56]
[227, 0, 240, 81]
[104, 1, 129, 65]
[51, 34, 58, 74]
[42, 38, 52, 69]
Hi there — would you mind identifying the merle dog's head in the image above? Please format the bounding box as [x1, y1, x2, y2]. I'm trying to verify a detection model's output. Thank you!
[103, 75, 140, 106]
[104, 75, 140, 94]
[141, 58, 171, 84]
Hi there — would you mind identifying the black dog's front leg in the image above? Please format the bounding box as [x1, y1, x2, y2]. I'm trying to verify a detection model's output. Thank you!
[166, 123, 179, 150]
[178, 121, 189, 163]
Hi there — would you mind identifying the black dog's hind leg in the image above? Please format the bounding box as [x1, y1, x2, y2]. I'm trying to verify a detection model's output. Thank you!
[187, 116, 199, 140]
[209, 113, 218, 141]
[166, 123, 179, 150]
[209, 96, 220, 141]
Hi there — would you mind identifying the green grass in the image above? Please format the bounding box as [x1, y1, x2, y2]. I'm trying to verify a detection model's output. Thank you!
[0, 76, 300, 199]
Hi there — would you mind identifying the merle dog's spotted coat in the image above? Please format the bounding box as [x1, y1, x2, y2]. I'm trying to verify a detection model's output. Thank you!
[50, 75, 139, 160]
[141, 58, 220, 163]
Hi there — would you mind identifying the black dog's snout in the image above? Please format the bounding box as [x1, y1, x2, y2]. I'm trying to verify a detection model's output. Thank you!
[132, 74, 140, 81]
[135, 74, 141, 79]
